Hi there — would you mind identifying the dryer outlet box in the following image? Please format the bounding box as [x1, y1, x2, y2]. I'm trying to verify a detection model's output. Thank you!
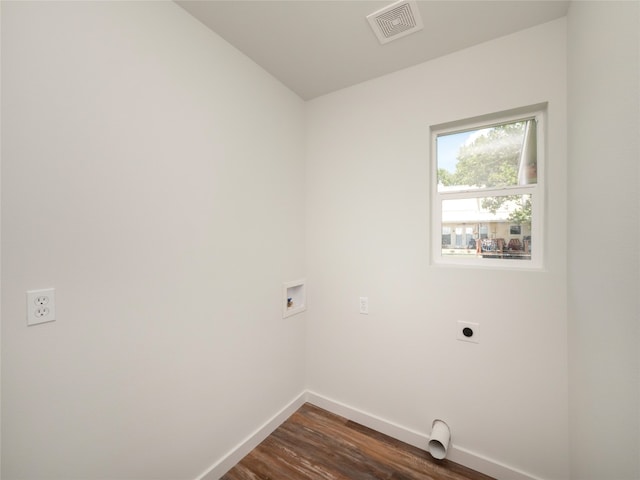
[457, 321, 479, 343]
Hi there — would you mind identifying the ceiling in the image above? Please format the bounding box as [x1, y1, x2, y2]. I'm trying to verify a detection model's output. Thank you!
[176, 0, 570, 100]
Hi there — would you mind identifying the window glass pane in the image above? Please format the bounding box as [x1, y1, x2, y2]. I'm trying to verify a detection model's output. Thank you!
[441, 194, 532, 260]
[441, 226, 451, 247]
[436, 120, 537, 192]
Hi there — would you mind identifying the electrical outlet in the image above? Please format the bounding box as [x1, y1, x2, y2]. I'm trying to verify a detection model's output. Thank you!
[457, 320, 479, 343]
[359, 297, 369, 315]
[27, 288, 56, 326]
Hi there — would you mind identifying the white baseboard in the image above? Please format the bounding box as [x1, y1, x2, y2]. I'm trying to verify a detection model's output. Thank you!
[305, 390, 429, 449]
[195, 390, 543, 480]
[194, 391, 307, 480]
[306, 391, 544, 480]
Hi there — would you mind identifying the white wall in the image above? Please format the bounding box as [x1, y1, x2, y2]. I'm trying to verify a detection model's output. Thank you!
[305, 19, 569, 480]
[1, 2, 306, 479]
[567, 2, 640, 479]
[4, 2, 639, 480]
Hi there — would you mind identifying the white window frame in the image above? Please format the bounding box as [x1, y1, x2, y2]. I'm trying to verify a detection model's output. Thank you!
[430, 104, 546, 269]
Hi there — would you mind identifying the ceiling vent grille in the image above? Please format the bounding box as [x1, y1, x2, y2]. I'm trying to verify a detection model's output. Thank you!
[366, 0, 424, 45]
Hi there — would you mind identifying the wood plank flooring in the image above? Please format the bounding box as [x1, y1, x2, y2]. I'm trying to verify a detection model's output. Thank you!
[221, 403, 495, 480]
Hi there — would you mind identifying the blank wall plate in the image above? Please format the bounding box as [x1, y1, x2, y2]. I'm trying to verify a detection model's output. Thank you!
[359, 297, 369, 314]
[457, 320, 479, 343]
[27, 288, 56, 326]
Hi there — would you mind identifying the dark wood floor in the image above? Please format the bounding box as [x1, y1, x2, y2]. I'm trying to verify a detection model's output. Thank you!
[221, 403, 495, 480]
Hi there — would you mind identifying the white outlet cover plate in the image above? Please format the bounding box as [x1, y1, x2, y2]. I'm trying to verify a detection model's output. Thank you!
[27, 288, 56, 326]
[457, 320, 479, 343]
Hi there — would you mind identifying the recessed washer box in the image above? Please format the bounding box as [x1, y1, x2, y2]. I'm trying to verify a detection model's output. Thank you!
[283, 279, 306, 318]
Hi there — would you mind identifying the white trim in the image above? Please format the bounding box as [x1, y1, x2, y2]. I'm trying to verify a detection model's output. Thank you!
[431, 103, 547, 136]
[195, 390, 546, 480]
[305, 391, 427, 447]
[194, 391, 307, 480]
[306, 391, 545, 480]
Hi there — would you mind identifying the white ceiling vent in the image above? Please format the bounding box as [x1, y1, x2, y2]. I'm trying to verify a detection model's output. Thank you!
[366, 0, 424, 45]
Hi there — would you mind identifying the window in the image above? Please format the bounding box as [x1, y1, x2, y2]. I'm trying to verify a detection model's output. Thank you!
[431, 105, 545, 268]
